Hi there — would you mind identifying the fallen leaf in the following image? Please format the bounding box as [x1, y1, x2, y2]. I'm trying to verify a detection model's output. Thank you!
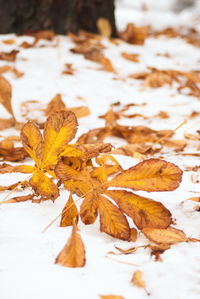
[109, 159, 182, 192]
[41, 110, 78, 169]
[5, 195, 34, 203]
[106, 190, 172, 229]
[99, 296, 125, 299]
[97, 18, 112, 38]
[121, 52, 139, 62]
[0, 76, 14, 118]
[60, 193, 79, 227]
[142, 227, 188, 244]
[131, 270, 146, 288]
[45, 94, 66, 116]
[0, 50, 19, 61]
[98, 194, 131, 240]
[55, 220, 86, 268]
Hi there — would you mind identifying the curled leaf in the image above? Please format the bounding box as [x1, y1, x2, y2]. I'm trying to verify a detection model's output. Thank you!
[55, 220, 86, 268]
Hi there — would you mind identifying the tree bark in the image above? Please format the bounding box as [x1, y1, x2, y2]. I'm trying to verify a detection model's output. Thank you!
[0, 0, 116, 36]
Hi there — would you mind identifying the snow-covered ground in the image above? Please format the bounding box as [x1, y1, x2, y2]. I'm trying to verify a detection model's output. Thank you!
[0, 1, 200, 299]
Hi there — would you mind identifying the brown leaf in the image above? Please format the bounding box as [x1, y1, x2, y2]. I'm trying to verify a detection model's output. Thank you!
[5, 195, 34, 204]
[0, 76, 14, 117]
[60, 193, 79, 227]
[98, 195, 130, 240]
[109, 159, 182, 192]
[106, 190, 172, 229]
[129, 228, 138, 242]
[187, 197, 200, 202]
[55, 220, 86, 268]
[142, 227, 188, 244]
[0, 65, 24, 78]
[0, 118, 15, 130]
[131, 270, 146, 288]
[121, 52, 139, 62]
[45, 94, 66, 116]
[119, 23, 149, 45]
[0, 50, 19, 61]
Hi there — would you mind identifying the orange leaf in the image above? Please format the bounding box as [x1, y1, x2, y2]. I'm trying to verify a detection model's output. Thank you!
[99, 296, 125, 299]
[106, 190, 172, 229]
[55, 220, 86, 268]
[30, 169, 59, 200]
[41, 111, 78, 169]
[97, 18, 112, 38]
[0, 75, 14, 117]
[131, 270, 146, 288]
[109, 159, 182, 192]
[80, 193, 99, 225]
[20, 121, 43, 166]
[60, 193, 79, 227]
[142, 227, 189, 245]
[98, 195, 130, 240]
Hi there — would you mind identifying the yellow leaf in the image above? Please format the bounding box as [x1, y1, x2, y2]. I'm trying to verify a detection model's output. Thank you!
[59, 145, 84, 158]
[106, 190, 172, 229]
[55, 220, 86, 268]
[109, 158, 182, 192]
[0, 75, 14, 117]
[30, 169, 59, 200]
[60, 193, 79, 227]
[13, 165, 36, 173]
[131, 270, 146, 288]
[20, 122, 43, 166]
[97, 18, 112, 38]
[41, 111, 78, 169]
[142, 227, 188, 245]
[98, 195, 130, 240]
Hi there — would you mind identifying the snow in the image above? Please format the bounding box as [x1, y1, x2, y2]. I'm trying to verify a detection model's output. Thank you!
[0, 1, 200, 299]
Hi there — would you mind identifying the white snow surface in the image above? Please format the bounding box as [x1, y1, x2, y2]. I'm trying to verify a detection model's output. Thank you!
[0, 2, 200, 299]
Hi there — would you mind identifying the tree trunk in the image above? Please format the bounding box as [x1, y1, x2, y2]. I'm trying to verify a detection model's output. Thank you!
[0, 0, 116, 36]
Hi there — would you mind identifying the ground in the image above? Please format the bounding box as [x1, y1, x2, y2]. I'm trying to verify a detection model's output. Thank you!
[0, 1, 200, 299]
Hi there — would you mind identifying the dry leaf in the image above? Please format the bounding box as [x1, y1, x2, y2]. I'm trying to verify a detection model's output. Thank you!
[41, 110, 78, 169]
[142, 227, 188, 244]
[0, 76, 14, 118]
[0, 50, 19, 61]
[98, 195, 131, 240]
[119, 23, 149, 45]
[97, 18, 112, 38]
[21, 121, 43, 166]
[106, 190, 172, 229]
[109, 159, 182, 192]
[60, 193, 79, 227]
[121, 52, 139, 63]
[55, 220, 86, 268]
[99, 296, 125, 299]
[129, 228, 138, 242]
[5, 195, 34, 203]
[30, 169, 59, 200]
[187, 197, 200, 202]
[45, 94, 66, 116]
[131, 270, 146, 288]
